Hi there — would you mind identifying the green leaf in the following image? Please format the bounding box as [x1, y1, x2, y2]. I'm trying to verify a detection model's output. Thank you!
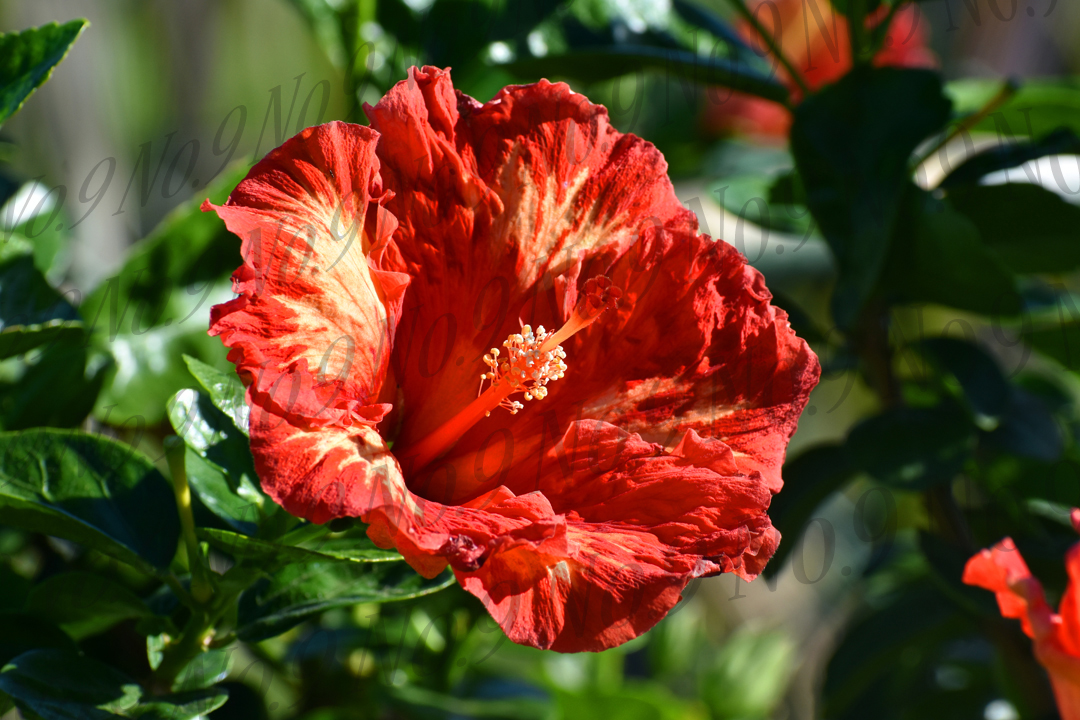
[0, 319, 84, 361]
[1026, 498, 1076, 529]
[422, 0, 563, 68]
[947, 183, 1080, 275]
[823, 579, 977, 718]
[0, 612, 76, 667]
[939, 128, 1080, 189]
[846, 404, 975, 489]
[0, 649, 142, 719]
[0, 337, 112, 430]
[7, 203, 73, 283]
[0, 429, 179, 574]
[948, 77, 1080, 139]
[131, 688, 229, 720]
[26, 572, 152, 640]
[670, 0, 755, 54]
[502, 45, 790, 104]
[171, 649, 231, 692]
[983, 388, 1064, 462]
[701, 625, 794, 719]
[553, 685, 697, 720]
[391, 684, 551, 720]
[81, 163, 249, 425]
[285, 0, 347, 68]
[919, 337, 1009, 419]
[199, 527, 401, 569]
[166, 389, 270, 535]
[182, 354, 248, 436]
[881, 187, 1020, 316]
[0, 20, 88, 127]
[94, 313, 232, 425]
[791, 68, 951, 329]
[0, 649, 227, 720]
[917, 532, 998, 616]
[0, 248, 82, 360]
[1025, 318, 1080, 372]
[236, 562, 455, 641]
[766, 444, 856, 576]
[709, 173, 816, 237]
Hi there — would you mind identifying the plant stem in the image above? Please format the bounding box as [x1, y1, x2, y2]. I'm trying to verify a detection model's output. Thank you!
[153, 608, 214, 692]
[911, 78, 1020, 173]
[855, 301, 902, 407]
[165, 437, 213, 605]
[848, 0, 869, 64]
[163, 573, 196, 610]
[722, 0, 812, 99]
[869, 0, 903, 55]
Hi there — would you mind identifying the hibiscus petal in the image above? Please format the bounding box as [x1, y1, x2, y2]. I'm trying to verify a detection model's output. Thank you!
[1060, 544, 1080, 656]
[963, 537, 1043, 638]
[450, 420, 776, 651]
[206, 121, 409, 426]
[964, 539, 1080, 720]
[545, 225, 817, 494]
[459, 522, 687, 652]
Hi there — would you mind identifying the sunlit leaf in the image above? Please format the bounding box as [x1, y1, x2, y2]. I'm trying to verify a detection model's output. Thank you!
[0, 20, 88, 127]
[199, 527, 402, 568]
[167, 389, 269, 535]
[948, 78, 1080, 139]
[0, 648, 142, 719]
[182, 354, 248, 436]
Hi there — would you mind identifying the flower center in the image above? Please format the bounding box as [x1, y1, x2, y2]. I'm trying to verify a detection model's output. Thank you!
[479, 325, 568, 416]
[406, 277, 622, 470]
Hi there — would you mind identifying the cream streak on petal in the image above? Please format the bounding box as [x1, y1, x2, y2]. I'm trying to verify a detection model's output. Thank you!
[206, 122, 409, 424]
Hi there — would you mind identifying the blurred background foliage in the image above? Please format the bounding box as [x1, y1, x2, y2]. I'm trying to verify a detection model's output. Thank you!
[1, 0, 1080, 718]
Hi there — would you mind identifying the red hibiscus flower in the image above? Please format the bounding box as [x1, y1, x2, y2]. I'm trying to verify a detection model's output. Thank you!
[204, 66, 818, 651]
[963, 515, 1080, 718]
[704, 0, 937, 139]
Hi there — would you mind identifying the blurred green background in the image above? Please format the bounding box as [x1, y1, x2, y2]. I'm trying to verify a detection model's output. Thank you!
[2, 1, 1080, 719]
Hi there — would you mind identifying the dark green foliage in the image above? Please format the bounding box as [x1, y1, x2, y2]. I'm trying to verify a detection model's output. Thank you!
[237, 563, 456, 641]
[0, 649, 228, 719]
[791, 68, 952, 328]
[0, 429, 179, 574]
